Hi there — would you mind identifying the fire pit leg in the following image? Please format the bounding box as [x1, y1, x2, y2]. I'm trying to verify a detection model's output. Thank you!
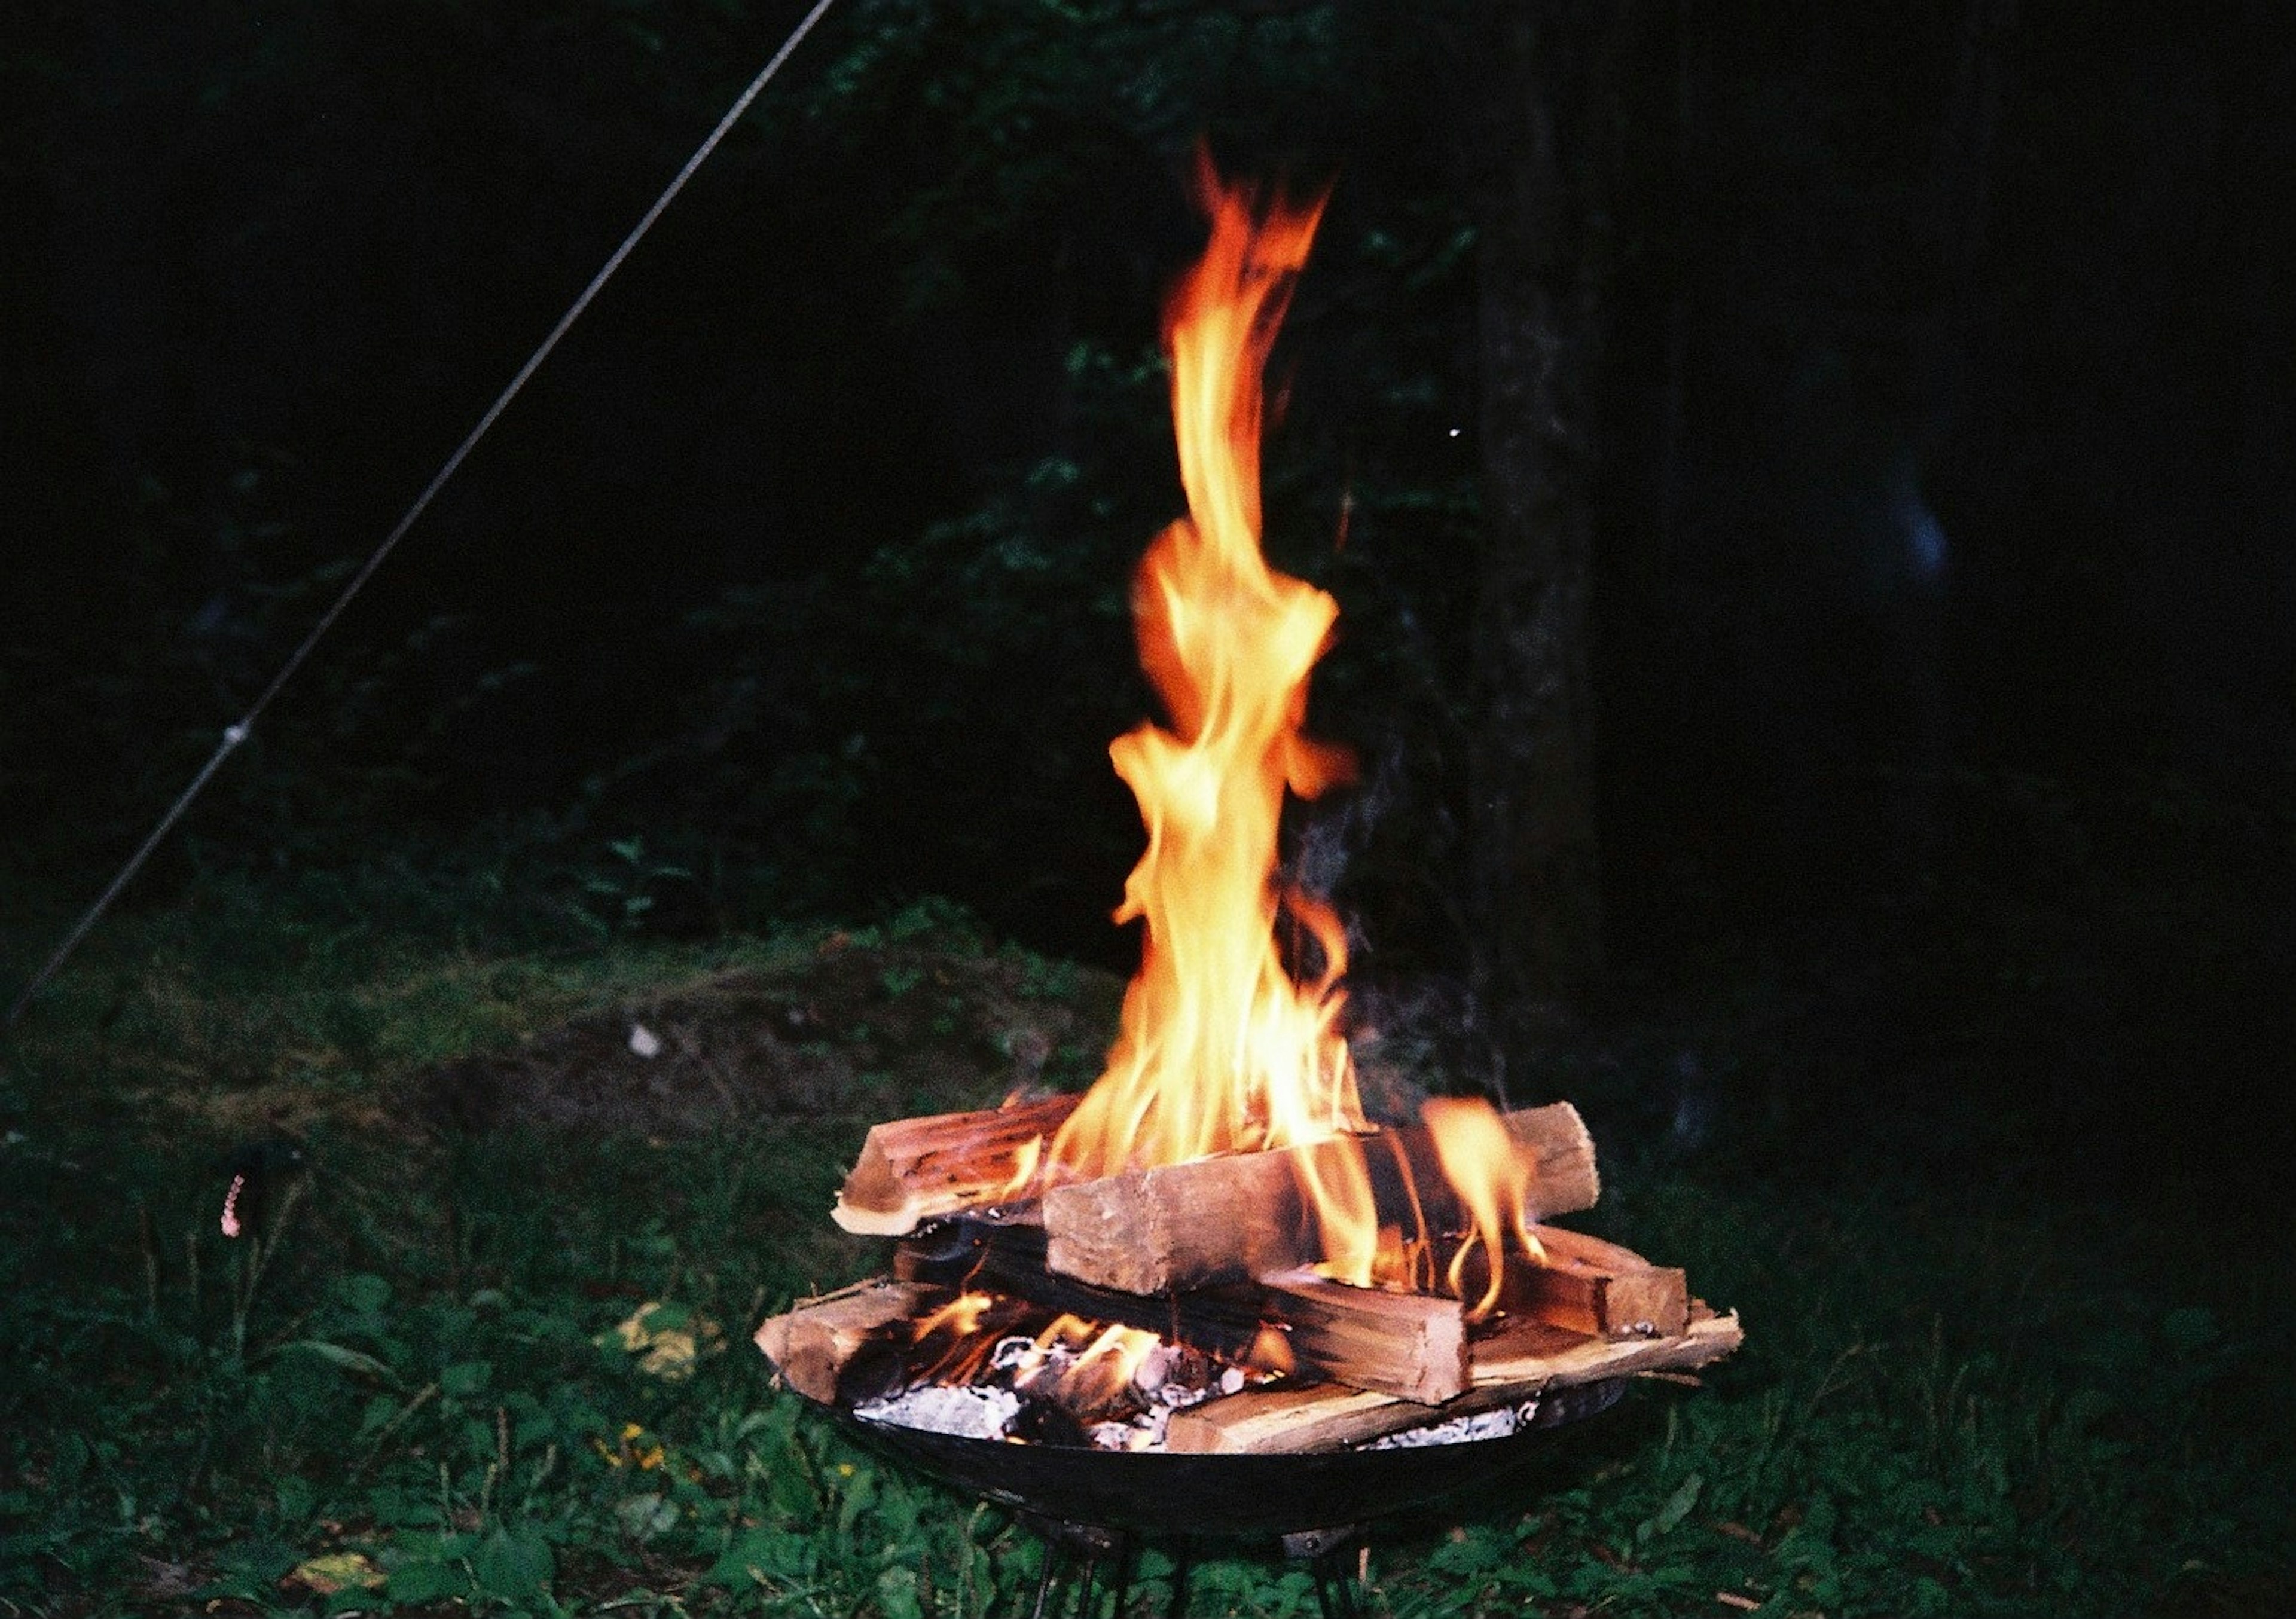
[1164, 1539, 1193, 1618]
[1026, 1549, 1061, 1619]
[1281, 1526, 1367, 1619]
[1018, 1514, 1132, 1619]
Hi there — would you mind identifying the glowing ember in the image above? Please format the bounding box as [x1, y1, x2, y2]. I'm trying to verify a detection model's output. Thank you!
[1045, 155, 1364, 1190]
[1009, 1315, 1165, 1415]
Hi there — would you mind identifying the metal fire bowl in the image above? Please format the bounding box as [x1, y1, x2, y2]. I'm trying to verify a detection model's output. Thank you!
[812, 1378, 1629, 1538]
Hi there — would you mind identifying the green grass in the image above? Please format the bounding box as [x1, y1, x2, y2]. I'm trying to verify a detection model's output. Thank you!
[1, 860, 2289, 1617]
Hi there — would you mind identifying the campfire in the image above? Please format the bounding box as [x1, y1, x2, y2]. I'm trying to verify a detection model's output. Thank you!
[759, 160, 1739, 1465]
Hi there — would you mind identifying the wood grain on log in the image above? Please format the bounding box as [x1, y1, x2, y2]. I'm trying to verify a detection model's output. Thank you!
[896, 1229, 1464, 1398]
[1257, 1269, 1469, 1404]
[832, 1095, 1079, 1235]
[1042, 1101, 1599, 1294]
[1471, 1300, 1739, 1387]
[1467, 1224, 1690, 1340]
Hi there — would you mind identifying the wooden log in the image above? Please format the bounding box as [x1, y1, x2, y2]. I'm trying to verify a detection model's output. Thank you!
[1257, 1270, 1468, 1404]
[1040, 1148, 1302, 1295]
[895, 1227, 1462, 1398]
[1042, 1102, 1599, 1294]
[1163, 1305, 1743, 1455]
[1470, 1300, 1739, 1388]
[1460, 1224, 1690, 1340]
[754, 1278, 940, 1404]
[893, 1225, 1278, 1366]
[832, 1095, 1080, 1236]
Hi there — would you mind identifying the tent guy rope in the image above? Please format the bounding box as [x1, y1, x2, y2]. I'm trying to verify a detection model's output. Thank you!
[7, 0, 842, 1027]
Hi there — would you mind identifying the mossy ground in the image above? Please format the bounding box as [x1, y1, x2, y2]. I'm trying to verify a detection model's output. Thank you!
[1, 858, 2288, 1617]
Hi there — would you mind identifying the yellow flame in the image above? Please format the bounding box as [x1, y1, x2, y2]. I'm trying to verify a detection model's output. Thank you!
[1422, 1096, 1547, 1321]
[1047, 154, 1363, 1195]
[912, 1291, 997, 1342]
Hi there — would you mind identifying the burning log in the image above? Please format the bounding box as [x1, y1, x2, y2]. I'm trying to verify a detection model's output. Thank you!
[893, 1226, 1465, 1402]
[1162, 1305, 1743, 1455]
[1469, 1303, 1739, 1390]
[757, 163, 1742, 1462]
[832, 1094, 1079, 1236]
[888, 1215, 1668, 1406]
[1459, 1224, 1690, 1340]
[1041, 1101, 1599, 1294]
[892, 1224, 1278, 1367]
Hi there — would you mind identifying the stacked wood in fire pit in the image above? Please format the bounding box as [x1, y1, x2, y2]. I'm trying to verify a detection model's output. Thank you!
[757, 1095, 1741, 1454]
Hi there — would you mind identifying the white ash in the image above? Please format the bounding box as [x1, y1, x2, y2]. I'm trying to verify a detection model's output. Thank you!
[857, 1377, 1544, 1455]
[857, 1326, 1267, 1452]
[1088, 1406, 1176, 1452]
[1356, 1397, 1542, 1451]
[853, 1383, 1020, 1441]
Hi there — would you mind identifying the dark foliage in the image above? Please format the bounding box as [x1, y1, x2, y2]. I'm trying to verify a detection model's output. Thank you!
[2, 2, 2288, 1196]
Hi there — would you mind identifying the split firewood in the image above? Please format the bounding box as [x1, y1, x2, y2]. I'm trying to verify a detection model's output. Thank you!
[1459, 1224, 1691, 1340]
[755, 1279, 944, 1404]
[1256, 1269, 1468, 1404]
[1042, 1101, 1599, 1294]
[895, 1217, 1677, 1391]
[832, 1095, 1080, 1236]
[1163, 1305, 1743, 1456]
[893, 1226, 1278, 1366]
[894, 1229, 1463, 1399]
[1470, 1300, 1741, 1388]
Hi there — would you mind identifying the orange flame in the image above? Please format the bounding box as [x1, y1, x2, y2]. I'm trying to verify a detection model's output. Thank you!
[912, 1291, 997, 1342]
[1009, 1315, 1164, 1415]
[1047, 157, 1366, 1190]
[1422, 1096, 1547, 1321]
[909, 1290, 1009, 1386]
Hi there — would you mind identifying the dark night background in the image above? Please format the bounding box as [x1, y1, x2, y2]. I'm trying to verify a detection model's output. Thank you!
[4, 1, 2290, 1198]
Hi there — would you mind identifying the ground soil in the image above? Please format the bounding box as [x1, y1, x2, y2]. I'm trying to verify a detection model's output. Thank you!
[408, 936, 1126, 1138]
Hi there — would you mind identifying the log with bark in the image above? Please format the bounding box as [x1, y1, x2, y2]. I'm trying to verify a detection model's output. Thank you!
[886, 1215, 1677, 1405]
[798, 1087, 1741, 1456]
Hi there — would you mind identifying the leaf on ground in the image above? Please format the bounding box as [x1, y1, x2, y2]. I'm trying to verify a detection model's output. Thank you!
[616, 1491, 680, 1541]
[276, 1339, 404, 1388]
[470, 1525, 554, 1606]
[599, 1299, 723, 1380]
[287, 1551, 385, 1595]
[1639, 1472, 1705, 1542]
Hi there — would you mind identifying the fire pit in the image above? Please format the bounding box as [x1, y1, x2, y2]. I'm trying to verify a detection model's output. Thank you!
[758, 158, 1741, 1612]
[820, 1373, 1629, 1538]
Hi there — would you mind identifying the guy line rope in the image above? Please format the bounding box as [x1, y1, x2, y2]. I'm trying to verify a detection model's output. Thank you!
[7, 0, 841, 1027]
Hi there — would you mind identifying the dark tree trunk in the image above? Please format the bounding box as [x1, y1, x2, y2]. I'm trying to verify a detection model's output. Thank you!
[1463, 1, 1620, 1034]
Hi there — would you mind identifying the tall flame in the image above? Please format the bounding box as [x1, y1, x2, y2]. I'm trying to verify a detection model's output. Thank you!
[1048, 159, 1362, 1183]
